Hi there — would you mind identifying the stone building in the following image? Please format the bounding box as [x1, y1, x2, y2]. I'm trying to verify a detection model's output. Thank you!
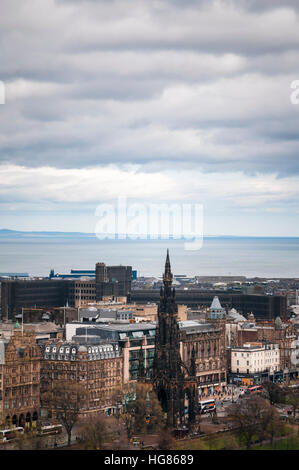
[256, 317, 298, 381]
[180, 320, 227, 396]
[0, 328, 41, 429]
[66, 321, 156, 384]
[230, 342, 280, 385]
[40, 340, 123, 418]
[225, 313, 298, 382]
[18, 306, 79, 326]
[76, 300, 187, 323]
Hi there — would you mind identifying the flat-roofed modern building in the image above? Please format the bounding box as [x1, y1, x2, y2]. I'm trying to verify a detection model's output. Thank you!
[130, 289, 287, 321]
[1, 279, 69, 319]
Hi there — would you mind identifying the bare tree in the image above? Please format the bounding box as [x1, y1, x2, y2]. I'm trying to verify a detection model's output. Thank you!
[125, 383, 165, 434]
[285, 388, 299, 418]
[77, 414, 108, 450]
[157, 430, 176, 450]
[121, 410, 135, 441]
[42, 380, 85, 446]
[227, 395, 276, 449]
[265, 406, 282, 445]
[262, 381, 286, 405]
[14, 430, 44, 450]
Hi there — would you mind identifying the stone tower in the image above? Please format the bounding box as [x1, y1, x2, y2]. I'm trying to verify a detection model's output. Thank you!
[153, 250, 186, 427]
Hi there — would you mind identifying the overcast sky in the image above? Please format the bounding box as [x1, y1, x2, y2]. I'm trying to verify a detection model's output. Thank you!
[1, 0, 299, 235]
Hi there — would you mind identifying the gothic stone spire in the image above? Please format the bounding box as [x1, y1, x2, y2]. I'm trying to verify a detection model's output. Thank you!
[163, 248, 173, 288]
[153, 249, 185, 427]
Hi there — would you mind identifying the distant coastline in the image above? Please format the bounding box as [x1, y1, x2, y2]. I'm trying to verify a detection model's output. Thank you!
[1, 232, 299, 278]
[0, 229, 298, 240]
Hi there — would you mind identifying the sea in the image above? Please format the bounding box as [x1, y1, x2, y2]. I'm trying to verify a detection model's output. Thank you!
[1, 233, 299, 279]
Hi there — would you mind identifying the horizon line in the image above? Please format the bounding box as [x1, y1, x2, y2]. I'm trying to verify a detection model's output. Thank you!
[1, 228, 299, 238]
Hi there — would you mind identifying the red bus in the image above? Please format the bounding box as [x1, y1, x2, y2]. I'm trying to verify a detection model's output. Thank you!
[245, 385, 263, 395]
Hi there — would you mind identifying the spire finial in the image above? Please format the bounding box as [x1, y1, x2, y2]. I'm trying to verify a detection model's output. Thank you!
[163, 249, 173, 287]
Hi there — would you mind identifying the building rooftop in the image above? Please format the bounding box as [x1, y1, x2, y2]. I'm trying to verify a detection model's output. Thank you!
[231, 342, 279, 351]
[178, 320, 219, 334]
[0, 321, 62, 334]
[42, 340, 120, 360]
[69, 321, 156, 332]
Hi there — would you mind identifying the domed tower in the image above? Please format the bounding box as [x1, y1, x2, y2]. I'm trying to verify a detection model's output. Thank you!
[209, 296, 226, 320]
[248, 312, 255, 322]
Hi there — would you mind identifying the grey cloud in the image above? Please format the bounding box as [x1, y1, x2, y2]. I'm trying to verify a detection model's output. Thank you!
[0, 0, 299, 177]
